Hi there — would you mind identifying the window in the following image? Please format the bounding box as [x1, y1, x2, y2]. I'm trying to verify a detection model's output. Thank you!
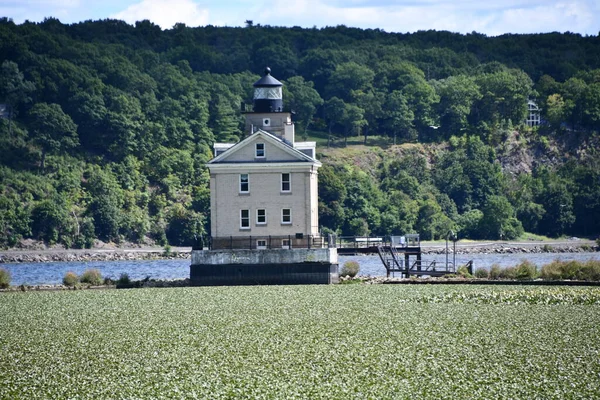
[255, 143, 265, 158]
[281, 173, 291, 192]
[240, 210, 250, 229]
[257, 239, 267, 249]
[240, 174, 249, 193]
[256, 209, 266, 225]
[281, 208, 291, 224]
[281, 239, 290, 249]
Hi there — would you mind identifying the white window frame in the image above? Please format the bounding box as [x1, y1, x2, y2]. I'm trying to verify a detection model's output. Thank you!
[281, 239, 290, 249]
[281, 173, 291, 193]
[255, 143, 265, 158]
[240, 209, 250, 229]
[239, 174, 249, 193]
[256, 209, 266, 225]
[257, 239, 267, 249]
[281, 208, 292, 224]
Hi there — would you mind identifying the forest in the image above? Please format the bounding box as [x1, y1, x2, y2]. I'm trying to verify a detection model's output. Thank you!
[0, 17, 599, 248]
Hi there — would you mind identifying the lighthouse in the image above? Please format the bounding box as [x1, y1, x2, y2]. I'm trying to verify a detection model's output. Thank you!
[190, 68, 338, 285]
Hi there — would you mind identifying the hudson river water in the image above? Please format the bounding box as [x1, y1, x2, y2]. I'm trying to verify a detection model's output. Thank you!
[2, 252, 600, 286]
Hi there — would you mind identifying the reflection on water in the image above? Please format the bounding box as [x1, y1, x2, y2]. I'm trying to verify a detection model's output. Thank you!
[1, 252, 599, 285]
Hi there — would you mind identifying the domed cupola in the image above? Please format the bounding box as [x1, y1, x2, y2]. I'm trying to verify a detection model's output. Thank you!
[253, 67, 283, 113]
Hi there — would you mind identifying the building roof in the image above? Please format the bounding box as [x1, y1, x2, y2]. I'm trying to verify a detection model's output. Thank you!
[207, 129, 320, 166]
[253, 67, 283, 88]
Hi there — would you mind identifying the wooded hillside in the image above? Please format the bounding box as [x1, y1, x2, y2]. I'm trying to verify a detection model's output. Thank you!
[1, 18, 599, 247]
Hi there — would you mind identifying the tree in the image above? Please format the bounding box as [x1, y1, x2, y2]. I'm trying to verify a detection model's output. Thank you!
[479, 195, 523, 240]
[325, 62, 374, 102]
[0, 61, 35, 133]
[323, 97, 346, 147]
[434, 75, 481, 136]
[545, 93, 568, 128]
[382, 90, 415, 144]
[284, 76, 323, 138]
[341, 103, 367, 146]
[28, 103, 78, 171]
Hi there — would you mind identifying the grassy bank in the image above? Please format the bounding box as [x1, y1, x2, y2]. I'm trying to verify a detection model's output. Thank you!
[1, 285, 599, 398]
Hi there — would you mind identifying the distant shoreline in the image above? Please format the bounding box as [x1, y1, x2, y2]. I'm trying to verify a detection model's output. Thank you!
[0, 239, 597, 264]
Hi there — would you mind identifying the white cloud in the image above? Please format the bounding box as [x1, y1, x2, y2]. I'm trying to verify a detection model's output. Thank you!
[238, 0, 600, 36]
[111, 0, 209, 29]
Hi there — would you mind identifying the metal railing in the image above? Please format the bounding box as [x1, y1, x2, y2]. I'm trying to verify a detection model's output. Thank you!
[201, 234, 334, 250]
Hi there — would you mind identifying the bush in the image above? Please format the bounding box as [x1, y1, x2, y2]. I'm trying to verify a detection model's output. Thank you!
[559, 261, 581, 280]
[340, 261, 360, 278]
[489, 264, 502, 280]
[63, 271, 79, 287]
[80, 269, 103, 286]
[117, 273, 131, 288]
[457, 265, 472, 278]
[474, 267, 489, 279]
[498, 266, 517, 280]
[580, 260, 600, 281]
[540, 260, 600, 282]
[540, 261, 563, 280]
[0, 268, 11, 288]
[515, 260, 537, 280]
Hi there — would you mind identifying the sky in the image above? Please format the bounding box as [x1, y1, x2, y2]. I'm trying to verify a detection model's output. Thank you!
[1, 0, 599, 37]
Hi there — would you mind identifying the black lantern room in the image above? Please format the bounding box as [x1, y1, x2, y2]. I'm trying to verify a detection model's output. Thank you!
[253, 67, 283, 113]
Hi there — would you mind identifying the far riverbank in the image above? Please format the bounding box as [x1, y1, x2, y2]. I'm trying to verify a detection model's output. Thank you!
[0, 239, 597, 264]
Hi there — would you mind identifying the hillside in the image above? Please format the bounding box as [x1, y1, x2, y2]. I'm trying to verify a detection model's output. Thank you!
[1, 18, 599, 248]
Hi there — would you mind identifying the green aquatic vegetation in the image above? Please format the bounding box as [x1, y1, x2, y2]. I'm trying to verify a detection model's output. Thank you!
[0, 285, 599, 399]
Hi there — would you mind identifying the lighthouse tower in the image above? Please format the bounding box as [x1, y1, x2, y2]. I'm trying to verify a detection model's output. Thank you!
[244, 67, 295, 144]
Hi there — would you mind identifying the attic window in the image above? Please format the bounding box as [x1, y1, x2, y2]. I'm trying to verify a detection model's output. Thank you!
[256, 143, 265, 158]
[263, 118, 271, 127]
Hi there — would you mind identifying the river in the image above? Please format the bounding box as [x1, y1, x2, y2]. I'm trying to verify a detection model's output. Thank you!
[2, 252, 600, 286]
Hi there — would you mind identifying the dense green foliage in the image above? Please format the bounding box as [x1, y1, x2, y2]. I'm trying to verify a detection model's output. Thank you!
[1, 18, 599, 247]
[1, 285, 600, 398]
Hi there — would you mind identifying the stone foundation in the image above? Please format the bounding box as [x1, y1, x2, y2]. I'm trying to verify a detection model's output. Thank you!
[190, 248, 338, 285]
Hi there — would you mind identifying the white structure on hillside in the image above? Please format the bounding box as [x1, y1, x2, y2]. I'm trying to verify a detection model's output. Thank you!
[526, 99, 541, 127]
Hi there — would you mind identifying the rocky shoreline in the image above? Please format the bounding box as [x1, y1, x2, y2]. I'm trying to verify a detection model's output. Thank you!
[0, 243, 597, 264]
[421, 244, 598, 255]
[0, 250, 190, 264]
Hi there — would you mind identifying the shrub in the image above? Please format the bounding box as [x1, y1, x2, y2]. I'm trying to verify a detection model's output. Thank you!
[457, 265, 472, 278]
[540, 261, 563, 280]
[117, 273, 131, 288]
[63, 271, 79, 287]
[580, 260, 600, 281]
[489, 264, 502, 280]
[542, 244, 553, 252]
[515, 260, 537, 280]
[498, 266, 517, 280]
[474, 267, 489, 279]
[0, 268, 11, 288]
[560, 261, 580, 280]
[80, 269, 103, 286]
[340, 261, 360, 278]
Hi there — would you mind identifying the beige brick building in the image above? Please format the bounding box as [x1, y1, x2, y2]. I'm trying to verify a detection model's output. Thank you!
[206, 68, 321, 247]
